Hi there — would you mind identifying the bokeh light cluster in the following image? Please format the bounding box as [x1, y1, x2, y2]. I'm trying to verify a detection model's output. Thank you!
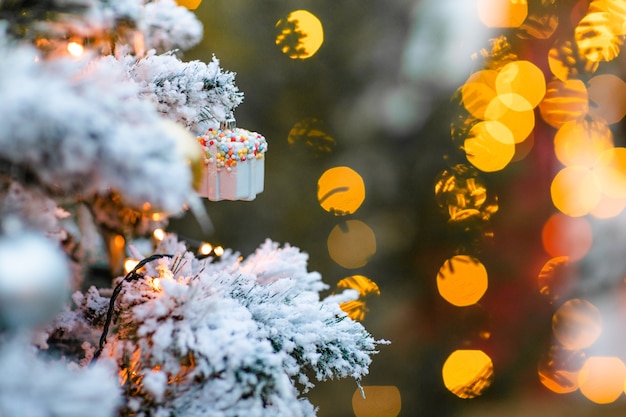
[437, 0, 626, 403]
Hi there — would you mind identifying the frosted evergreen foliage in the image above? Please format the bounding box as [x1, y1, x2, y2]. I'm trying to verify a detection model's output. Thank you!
[0, 40, 195, 214]
[93, 237, 384, 416]
[141, 0, 203, 53]
[126, 52, 244, 131]
[238, 241, 384, 390]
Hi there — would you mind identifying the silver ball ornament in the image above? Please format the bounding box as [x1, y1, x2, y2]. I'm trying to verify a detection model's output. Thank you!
[0, 233, 71, 331]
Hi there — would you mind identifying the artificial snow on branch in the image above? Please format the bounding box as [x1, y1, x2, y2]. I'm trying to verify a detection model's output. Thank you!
[70, 236, 386, 416]
[140, 0, 203, 53]
[0, 33, 197, 214]
[124, 52, 244, 131]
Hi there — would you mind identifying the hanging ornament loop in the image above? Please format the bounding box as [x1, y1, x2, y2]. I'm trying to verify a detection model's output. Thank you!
[92, 253, 172, 363]
[220, 118, 236, 130]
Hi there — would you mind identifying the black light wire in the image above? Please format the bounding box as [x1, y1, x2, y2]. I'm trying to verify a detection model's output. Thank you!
[91, 253, 172, 363]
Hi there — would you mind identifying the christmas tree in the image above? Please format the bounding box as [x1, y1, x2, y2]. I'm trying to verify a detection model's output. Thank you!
[0, 1, 385, 416]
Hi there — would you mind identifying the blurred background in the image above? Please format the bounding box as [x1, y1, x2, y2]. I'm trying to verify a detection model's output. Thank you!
[170, 1, 626, 416]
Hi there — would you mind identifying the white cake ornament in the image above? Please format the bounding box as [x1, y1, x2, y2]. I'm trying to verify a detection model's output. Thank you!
[197, 119, 267, 201]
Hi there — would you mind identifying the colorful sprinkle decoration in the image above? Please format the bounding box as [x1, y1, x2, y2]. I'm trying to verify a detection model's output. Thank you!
[197, 127, 268, 171]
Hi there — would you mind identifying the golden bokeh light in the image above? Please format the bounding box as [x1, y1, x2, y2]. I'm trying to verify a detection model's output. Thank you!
[587, 74, 626, 124]
[553, 119, 614, 167]
[464, 120, 515, 172]
[434, 164, 498, 224]
[287, 118, 336, 157]
[575, 12, 622, 63]
[461, 70, 498, 119]
[352, 386, 401, 417]
[548, 44, 566, 80]
[339, 299, 368, 322]
[550, 165, 601, 217]
[327, 220, 376, 269]
[539, 79, 589, 128]
[548, 39, 599, 82]
[317, 167, 365, 215]
[538, 256, 576, 303]
[541, 213, 592, 262]
[477, 0, 528, 28]
[113, 234, 125, 249]
[517, 4, 558, 39]
[275, 10, 324, 59]
[589, 0, 626, 35]
[175, 0, 201, 9]
[337, 275, 380, 321]
[552, 298, 602, 350]
[442, 349, 494, 399]
[579, 356, 626, 404]
[538, 346, 586, 394]
[484, 95, 535, 143]
[594, 147, 626, 199]
[213, 246, 224, 256]
[496, 60, 545, 110]
[437, 255, 488, 307]
[337, 275, 380, 297]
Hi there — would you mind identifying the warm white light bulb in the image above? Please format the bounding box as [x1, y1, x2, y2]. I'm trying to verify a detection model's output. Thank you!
[153, 228, 165, 241]
[124, 258, 139, 274]
[67, 41, 84, 57]
[199, 243, 213, 255]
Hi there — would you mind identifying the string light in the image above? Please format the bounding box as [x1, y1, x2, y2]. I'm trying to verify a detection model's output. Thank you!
[199, 243, 213, 255]
[66, 41, 84, 57]
[153, 228, 166, 241]
[124, 258, 139, 274]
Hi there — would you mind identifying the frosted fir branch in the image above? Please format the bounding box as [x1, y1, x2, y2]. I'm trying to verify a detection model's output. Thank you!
[104, 264, 310, 416]
[237, 240, 384, 390]
[0, 339, 121, 417]
[140, 0, 203, 53]
[0, 41, 196, 214]
[125, 51, 244, 131]
[86, 238, 383, 416]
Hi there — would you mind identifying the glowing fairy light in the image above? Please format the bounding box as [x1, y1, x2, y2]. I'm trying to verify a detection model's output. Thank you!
[66, 41, 84, 57]
[199, 243, 213, 255]
[151, 277, 161, 291]
[213, 246, 224, 256]
[153, 228, 166, 241]
[124, 258, 139, 274]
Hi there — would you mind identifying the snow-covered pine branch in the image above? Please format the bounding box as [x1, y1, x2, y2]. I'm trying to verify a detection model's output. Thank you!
[0, 36, 196, 214]
[141, 0, 203, 53]
[124, 52, 244, 132]
[81, 237, 384, 416]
